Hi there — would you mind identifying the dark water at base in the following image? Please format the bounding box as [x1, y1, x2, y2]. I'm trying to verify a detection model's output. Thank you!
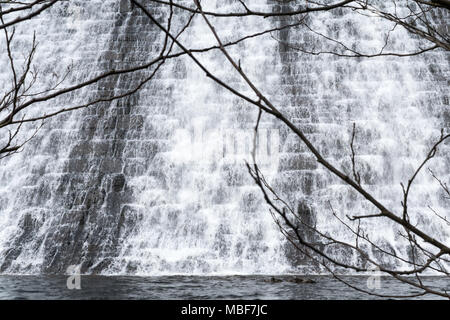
[0, 275, 448, 300]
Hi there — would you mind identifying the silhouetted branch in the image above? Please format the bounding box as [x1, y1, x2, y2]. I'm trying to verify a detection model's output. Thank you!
[131, 0, 450, 298]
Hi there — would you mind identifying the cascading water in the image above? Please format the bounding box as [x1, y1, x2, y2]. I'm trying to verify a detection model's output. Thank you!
[0, 0, 448, 275]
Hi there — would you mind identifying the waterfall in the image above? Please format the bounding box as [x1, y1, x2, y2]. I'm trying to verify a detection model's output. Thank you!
[0, 0, 448, 275]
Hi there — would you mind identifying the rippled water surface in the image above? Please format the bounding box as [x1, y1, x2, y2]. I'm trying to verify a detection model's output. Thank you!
[0, 275, 448, 300]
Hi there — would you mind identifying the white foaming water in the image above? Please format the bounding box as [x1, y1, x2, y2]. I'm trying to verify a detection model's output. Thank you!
[0, 1, 448, 275]
[286, 3, 450, 271]
[106, 0, 290, 275]
[0, 0, 133, 273]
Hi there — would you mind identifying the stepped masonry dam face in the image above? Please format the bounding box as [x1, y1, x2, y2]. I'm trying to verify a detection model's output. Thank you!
[0, 1, 448, 275]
